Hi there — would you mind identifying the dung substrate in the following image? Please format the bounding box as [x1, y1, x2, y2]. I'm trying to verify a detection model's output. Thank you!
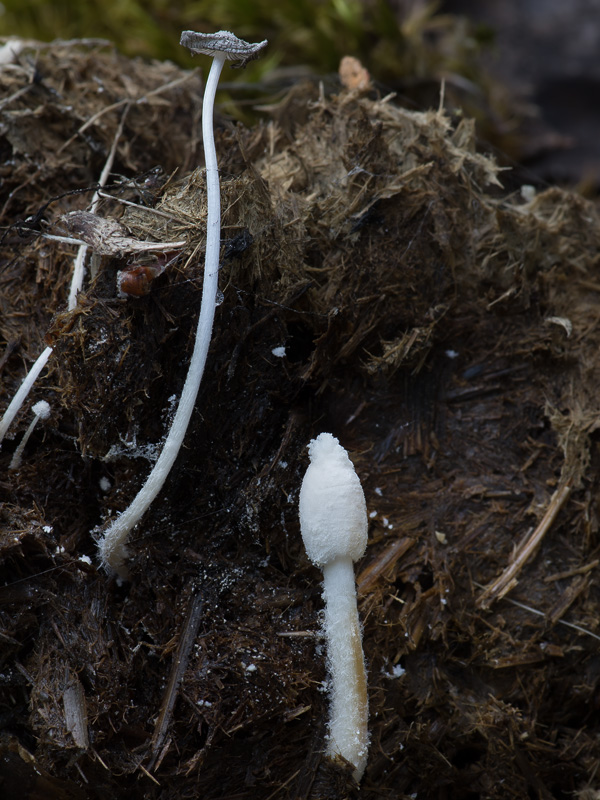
[1, 39, 600, 800]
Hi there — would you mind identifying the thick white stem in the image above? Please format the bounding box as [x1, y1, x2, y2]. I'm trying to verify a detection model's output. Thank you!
[322, 556, 369, 781]
[0, 346, 52, 446]
[98, 55, 226, 577]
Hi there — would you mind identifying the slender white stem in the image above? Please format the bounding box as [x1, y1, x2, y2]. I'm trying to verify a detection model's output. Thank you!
[321, 556, 369, 782]
[9, 401, 51, 470]
[0, 346, 52, 446]
[9, 414, 40, 470]
[98, 54, 226, 577]
[68, 108, 127, 310]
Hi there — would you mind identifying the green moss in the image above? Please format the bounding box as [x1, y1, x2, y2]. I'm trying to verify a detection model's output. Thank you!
[0, 0, 486, 87]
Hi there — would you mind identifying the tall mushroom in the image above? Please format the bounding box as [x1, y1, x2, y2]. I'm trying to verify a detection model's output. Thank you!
[298, 432, 369, 782]
[97, 31, 267, 577]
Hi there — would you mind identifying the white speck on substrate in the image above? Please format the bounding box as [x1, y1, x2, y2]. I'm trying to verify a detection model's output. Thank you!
[271, 346, 286, 358]
[382, 517, 389, 527]
[99, 477, 111, 492]
[245, 663, 257, 673]
[279, 460, 288, 469]
[374, 487, 383, 496]
[445, 349, 459, 359]
[369, 510, 377, 519]
[197, 699, 212, 707]
[54, 545, 65, 554]
[43, 525, 53, 533]
[521, 184, 536, 202]
[78, 555, 92, 565]
[382, 663, 406, 679]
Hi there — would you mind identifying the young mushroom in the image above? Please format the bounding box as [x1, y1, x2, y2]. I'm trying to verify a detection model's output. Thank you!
[9, 400, 51, 470]
[97, 30, 267, 578]
[0, 348, 52, 447]
[298, 432, 369, 782]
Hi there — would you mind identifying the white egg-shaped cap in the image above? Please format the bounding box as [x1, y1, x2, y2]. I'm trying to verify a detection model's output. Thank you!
[299, 433, 368, 567]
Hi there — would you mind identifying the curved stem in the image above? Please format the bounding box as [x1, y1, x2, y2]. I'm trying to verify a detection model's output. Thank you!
[98, 54, 226, 577]
[68, 107, 128, 309]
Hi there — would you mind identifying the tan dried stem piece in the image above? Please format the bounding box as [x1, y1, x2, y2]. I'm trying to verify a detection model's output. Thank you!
[477, 480, 573, 609]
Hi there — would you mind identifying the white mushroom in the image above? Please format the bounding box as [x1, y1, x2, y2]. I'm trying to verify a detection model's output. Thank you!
[0, 347, 52, 447]
[298, 432, 369, 781]
[97, 30, 267, 577]
[9, 400, 51, 470]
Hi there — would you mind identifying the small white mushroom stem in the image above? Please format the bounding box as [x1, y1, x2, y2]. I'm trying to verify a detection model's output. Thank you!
[299, 432, 369, 782]
[9, 400, 51, 470]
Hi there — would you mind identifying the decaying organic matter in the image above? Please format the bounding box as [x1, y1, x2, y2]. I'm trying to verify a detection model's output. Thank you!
[1, 38, 600, 800]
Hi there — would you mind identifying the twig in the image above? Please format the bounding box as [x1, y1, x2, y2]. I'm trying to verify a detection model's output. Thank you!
[57, 72, 198, 156]
[473, 581, 600, 643]
[477, 481, 572, 609]
[357, 537, 414, 595]
[95, 191, 182, 221]
[147, 593, 204, 771]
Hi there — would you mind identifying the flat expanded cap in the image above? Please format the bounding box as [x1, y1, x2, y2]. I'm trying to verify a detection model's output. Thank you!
[180, 30, 268, 65]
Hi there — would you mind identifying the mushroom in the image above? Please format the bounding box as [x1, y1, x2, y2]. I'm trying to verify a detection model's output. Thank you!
[0, 348, 52, 447]
[97, 30, 267, 577]
[298, 432, 369, 782]
[9, 400, 51, 470]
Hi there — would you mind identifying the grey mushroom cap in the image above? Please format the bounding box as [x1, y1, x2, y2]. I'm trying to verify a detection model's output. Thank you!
[180, 30, 268, 65]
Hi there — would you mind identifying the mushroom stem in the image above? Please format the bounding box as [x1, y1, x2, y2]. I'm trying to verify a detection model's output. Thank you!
[97, 55, 224, 578]
[98, 32, 267, 577]
[9, 400, 51, 470]
[298, 432, 369, 782]
[322, 557, 369, 780]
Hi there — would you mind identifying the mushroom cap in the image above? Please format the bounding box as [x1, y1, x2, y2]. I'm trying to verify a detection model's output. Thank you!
[299, 433, 368, 567]
[31, 400, 51, 420]
[179, 30, 268, 63]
